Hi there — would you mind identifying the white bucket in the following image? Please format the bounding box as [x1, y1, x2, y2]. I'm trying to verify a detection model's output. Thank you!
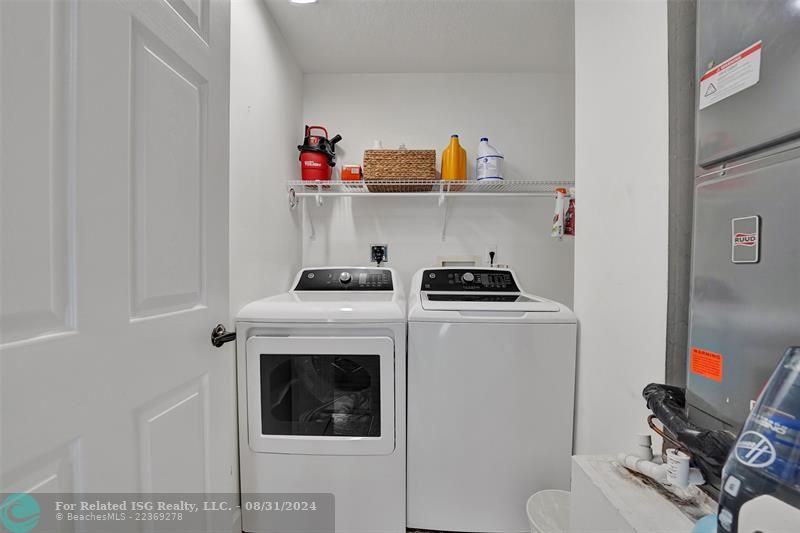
[526, 490, 571, 533]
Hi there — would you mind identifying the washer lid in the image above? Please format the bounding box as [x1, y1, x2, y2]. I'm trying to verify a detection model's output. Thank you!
[237, 266, 405, 323]
[421, 292, 560, 312]
[407, 266, 575, 323]
[236, 292, 406, 323]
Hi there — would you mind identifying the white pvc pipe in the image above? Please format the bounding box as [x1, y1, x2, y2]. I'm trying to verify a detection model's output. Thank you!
[617, 453, 669, 484]
[635, 434, 654, 461]
[617, 452, 706, 488]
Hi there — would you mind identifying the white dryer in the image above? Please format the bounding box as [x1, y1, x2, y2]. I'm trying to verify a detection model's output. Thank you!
[236, 267, 406, 533]
[407, 267, 577, 533]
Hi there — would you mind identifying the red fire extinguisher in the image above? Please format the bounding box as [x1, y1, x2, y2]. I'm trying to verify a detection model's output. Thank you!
[297, 125, 342, 181]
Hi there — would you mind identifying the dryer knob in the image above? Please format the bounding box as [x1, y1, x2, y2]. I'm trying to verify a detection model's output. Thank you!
[462, 272, 475, 282]
[339, 271, 352, 284]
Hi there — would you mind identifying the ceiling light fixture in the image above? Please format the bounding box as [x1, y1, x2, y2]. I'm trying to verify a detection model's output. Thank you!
[289, 0, 318, 4]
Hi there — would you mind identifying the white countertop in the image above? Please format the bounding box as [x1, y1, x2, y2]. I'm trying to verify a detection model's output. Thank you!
[570, 455, 717, 533]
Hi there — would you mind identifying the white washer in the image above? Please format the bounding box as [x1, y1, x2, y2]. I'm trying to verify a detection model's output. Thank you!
[407, 267, 577, 533]
[236, 267, 406, 533]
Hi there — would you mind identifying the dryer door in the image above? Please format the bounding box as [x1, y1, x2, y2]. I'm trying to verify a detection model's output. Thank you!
[246, 335, 395, 455]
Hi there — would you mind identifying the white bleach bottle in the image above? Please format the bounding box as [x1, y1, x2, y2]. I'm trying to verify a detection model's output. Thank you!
[476, 137, 504, 181]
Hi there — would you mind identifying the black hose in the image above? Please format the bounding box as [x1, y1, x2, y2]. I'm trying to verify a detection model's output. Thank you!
[642, 383, 737, 487]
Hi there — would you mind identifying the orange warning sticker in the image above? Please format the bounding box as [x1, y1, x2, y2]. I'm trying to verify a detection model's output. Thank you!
[691, 347, 723, 382]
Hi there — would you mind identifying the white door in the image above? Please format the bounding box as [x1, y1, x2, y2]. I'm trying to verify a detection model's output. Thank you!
[0, 0, 235, 504]
[246, 336, 395, 456]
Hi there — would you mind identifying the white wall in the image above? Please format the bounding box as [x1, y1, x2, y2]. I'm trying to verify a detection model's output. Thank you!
[229, 0, 303, 317]
[573, 0, 669, 453]
[301, 73, 575, 304]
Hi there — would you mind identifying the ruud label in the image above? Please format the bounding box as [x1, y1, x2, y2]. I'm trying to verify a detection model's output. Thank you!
[731, 215, 760, 264]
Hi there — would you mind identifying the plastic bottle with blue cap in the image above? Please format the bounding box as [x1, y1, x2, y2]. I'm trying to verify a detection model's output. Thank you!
[476, 137, 504, 181]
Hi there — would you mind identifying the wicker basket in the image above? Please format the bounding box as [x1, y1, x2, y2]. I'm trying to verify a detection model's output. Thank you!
[363, 149, 437, 192]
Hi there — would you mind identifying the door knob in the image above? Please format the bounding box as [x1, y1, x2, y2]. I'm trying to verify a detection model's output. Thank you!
[211, 324, 236, 347]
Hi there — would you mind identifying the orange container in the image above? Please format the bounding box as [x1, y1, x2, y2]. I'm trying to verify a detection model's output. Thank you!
[441, 135, 467, 181]
[341, 164, 362, 181]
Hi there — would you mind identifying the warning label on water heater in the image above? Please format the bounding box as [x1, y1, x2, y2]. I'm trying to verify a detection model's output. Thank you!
[691, 347, 724, 382]
[699, 41, 762, 110]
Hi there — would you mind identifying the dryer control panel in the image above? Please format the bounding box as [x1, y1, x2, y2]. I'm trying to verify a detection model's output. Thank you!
[421, 269, 519, 292]
[294, 268, 393, 291]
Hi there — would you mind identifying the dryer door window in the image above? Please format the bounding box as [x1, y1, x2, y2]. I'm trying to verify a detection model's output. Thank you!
[260, 353, 381, 437]
[246, 336, 395, 455]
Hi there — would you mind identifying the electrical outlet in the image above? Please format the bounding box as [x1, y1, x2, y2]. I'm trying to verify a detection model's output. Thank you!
[485, 244, 498, 267]
[370, 244, 389, 265]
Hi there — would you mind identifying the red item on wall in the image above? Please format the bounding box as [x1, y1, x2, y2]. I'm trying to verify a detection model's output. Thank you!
[564, 195, 575, 236]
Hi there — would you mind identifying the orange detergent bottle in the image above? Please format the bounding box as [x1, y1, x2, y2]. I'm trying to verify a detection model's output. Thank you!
[441, 135, 467, 182]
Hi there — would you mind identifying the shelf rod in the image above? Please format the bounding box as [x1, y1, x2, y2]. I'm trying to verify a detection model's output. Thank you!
[291, 192, 558, 198]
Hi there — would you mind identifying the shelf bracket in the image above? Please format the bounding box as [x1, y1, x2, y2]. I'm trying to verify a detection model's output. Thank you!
[439, 180, 452, 241]
[315, 182, 324, 207]
[288, 187, 298, 209]
[304, 198, 316, 240]
[440, 196, 449, 241]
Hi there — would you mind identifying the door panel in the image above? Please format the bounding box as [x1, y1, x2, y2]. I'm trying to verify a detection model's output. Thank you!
[696, 0, 800, 165]
[0, 0, 76, 344]
[165, 0, 209, 43]
[2, 439, 83, 497]
[688, 152, 800, 428]
[138, 377, 210, 493]
[131, 21, 207, 319]
[1, 0, 234, 510]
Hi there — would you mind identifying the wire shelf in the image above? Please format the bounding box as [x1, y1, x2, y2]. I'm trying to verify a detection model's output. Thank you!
[287, 179, 575, 240]
[288, 179, 573, 197]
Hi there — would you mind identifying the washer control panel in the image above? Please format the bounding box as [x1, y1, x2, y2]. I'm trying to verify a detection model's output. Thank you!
[421, 269, 519, 292]
[294, 268, 393, 291]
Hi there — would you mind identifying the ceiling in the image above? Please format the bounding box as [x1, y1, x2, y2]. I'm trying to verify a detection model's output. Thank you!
[262, 0, 575, 74]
